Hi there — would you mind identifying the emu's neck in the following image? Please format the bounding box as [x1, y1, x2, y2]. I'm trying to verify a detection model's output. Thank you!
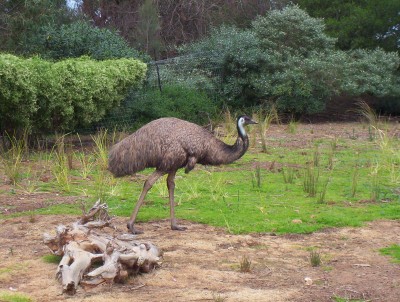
[227, 133, 249, 163]
[206, 125, 249, 166]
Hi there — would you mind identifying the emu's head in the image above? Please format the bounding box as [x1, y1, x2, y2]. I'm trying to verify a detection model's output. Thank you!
[237, 115, 257, 137]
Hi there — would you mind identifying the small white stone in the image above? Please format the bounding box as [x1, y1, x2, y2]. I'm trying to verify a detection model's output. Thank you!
[304, 277, 313, 285]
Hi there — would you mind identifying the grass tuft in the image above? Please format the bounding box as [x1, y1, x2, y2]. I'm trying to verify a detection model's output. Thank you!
[356, 100, 379, 128]
[50, 134, 71, 192]
[257, 106, 279, 152]
[310, 250, 321, 267]
[42, 254, 63, 264]
[239, 255, 252, 273]
[317, 178, 330, 204]
[212, 292, 227, 302]
[303, 163, 319, 197]
[252, 163, 262, 188]
[0, 130, 28, 185]
[282, 166, 296, 184]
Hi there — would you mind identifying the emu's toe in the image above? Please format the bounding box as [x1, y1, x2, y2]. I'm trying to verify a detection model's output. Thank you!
[127, 222, 144, 234]
[171, 225, 187, 231]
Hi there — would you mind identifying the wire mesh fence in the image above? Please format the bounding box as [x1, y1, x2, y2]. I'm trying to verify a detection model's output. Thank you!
[84, 55, 223, 133]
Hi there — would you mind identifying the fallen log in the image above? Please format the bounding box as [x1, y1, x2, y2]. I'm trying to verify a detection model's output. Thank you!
[43, 200, 162, 295]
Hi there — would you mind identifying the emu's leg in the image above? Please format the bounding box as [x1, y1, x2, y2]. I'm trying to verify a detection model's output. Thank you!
[167, 170, 187, 231]
[127, 170, 165, 234]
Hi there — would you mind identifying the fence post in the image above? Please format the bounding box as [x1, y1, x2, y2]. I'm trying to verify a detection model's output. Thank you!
[155, 62, 162, 92]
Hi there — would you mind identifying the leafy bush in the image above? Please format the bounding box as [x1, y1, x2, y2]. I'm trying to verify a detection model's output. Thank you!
[340, 49, 400, 97]
[0, 55, 38, 132]
[180, 25, 270, 107]
[0, 0, 73, 55]
[0, 54, 147, 134]
[252, 5, 336, 57]
[26, 21, 149, 61]
[146, 61, 218, 97]
[180, 6, 339, 113]
[124, 85, 218, 126]
[180, 5, 400, 116]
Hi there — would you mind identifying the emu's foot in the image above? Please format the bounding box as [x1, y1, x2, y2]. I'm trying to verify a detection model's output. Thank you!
[127, 222, 144, 234]
[171, 225, 187, 231]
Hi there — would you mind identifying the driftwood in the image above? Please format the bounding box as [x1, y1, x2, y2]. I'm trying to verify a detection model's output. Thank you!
[43, 200, 162, 295]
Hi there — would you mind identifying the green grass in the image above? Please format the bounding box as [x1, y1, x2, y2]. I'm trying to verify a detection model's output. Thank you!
[332, 297, 366, 302]
[0, 291, 32, 302]
[379, 244, 400, 263]
[1, 123, 399, 235]
[42, 254, 62, 264]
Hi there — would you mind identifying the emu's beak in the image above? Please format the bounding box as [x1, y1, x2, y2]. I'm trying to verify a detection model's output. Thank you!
[248, 118, 258, 125]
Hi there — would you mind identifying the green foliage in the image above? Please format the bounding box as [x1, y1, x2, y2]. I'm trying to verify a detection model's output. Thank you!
[252, 5, 336, 57]
[136, 0, 162, 55]
[0, 54, 147, 133]
[180, 25, 268, 108]
[297, 0, 400, 52]
[0, 55, 38, 131]
[181, 5, 400, 116]
[340, 49, 400, 97]
[181, 6, 340, 114]
[26, 21, 148, 61]
[0, 0, 73, 54]
[125, 85, 218, 126]
[269, 52, 343, 114]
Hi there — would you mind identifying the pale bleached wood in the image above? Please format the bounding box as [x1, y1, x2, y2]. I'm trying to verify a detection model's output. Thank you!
[43, 202, 161, 295]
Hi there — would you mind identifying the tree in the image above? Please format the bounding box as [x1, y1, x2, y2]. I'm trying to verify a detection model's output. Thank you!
[181, 5, 400, 115]
[296, 0, 400, 51]
[0, 0, 74, 54]
[252, 6, 336, 57]
[136, 0, 162, 56]
[25, 21, 147, 61]
[78, 0, 289, 58]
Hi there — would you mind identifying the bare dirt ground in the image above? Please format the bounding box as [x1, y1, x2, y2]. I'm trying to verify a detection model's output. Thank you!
[1, 214, 399, 302]
[1, 122, 400, 302]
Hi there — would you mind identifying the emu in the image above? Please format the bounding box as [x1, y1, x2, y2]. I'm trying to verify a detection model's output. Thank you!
[108, 115, 257, 234]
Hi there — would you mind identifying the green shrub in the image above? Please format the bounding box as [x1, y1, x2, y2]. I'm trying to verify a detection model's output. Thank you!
[180, 5, 400, 116]
[252, 5, 336, 57]
[0, 54, 147, 134]
[126, 84, 218, 126]
[0, 55, 38, 132]
[340, 49, 400, 97]
[41, 57, 146, 132]
[180, 25, 267, 108]
[26, 20, 149, 61]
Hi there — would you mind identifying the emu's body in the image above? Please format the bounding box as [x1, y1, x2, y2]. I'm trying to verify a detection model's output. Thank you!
[108, 116, 256, 234]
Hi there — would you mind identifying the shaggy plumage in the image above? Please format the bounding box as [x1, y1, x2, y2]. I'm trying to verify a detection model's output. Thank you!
[108, 115, 257, 234]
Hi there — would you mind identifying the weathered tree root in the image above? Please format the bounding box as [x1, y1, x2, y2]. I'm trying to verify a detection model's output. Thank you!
[43, 200, 162, 295]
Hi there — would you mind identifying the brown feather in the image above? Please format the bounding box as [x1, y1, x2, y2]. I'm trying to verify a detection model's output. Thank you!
[108, 117, 250, 177]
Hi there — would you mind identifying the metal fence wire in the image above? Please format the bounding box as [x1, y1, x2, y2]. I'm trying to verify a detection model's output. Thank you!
[90, 55, 223, 132]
